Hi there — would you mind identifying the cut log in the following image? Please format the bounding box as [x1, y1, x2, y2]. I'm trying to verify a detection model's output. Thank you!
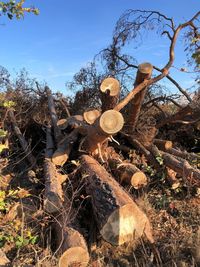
[154, 139, 173, 150]
[45, 86, 62, 144]
[44, 127, 63, 213]
[81, 155, 154, 246]
[127, 62, 153, 133]
[0, 249, 10, 266]
[83, 109, 101, 125]
[8, 109, 36, 166]
[55, 223, 89, 267]
[107, 149, 147, 189]
[166, 167, 180, 189]
[159, 146, 200, 161]
[83, 110, 124, 153]
[100, 78, 120, 112]
[52, 129, 79, 166]
[57, 119, 68, 130]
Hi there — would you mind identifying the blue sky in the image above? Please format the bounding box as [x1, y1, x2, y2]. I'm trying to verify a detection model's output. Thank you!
[0, 0, 199, 94]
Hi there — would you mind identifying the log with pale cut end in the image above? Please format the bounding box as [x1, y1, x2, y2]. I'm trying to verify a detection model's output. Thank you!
[83, 109, 101, 124]
[100, 77, 120, 112]
[127, 62, 153, 133]
[0, 249, 10, 266]
[57, 226, 89, 267]
[154, 139, 173, 150]
[116, 163, 148, 189]
[81, 155, 154, 246]
[57, 119, 68, 130]
[83, 110, 124, 153]
[52, 129, 79, 166]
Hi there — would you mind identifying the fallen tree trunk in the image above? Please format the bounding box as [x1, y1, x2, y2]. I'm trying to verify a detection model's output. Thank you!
[8, 109, 36, 166]
[81, 155, 154, 246]
[83, 110, 124, 154]
[100, 77, 120, 112]
[44, 127, 63, 213]
[52, 129, 79, 166]
[127, 62, 153, 133]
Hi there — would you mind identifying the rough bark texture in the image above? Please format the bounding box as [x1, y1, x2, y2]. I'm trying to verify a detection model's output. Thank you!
[100, 77, 120, 112]
[44, 127, 63, 213]
[52, 129, 79, 166]
[8, 109, 36, 166]
[83, 110, 124, 154]
[81, 155, 154, 245]
[127, 62, 153, 133]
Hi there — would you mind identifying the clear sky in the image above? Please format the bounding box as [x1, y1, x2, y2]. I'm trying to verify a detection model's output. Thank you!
[0, 0, 199, 94]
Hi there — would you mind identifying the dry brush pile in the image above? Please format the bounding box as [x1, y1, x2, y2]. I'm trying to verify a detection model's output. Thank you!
[0, 61, 199, 267]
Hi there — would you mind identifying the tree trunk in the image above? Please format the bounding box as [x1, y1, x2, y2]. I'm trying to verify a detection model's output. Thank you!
[81, 155, 154, 246]
[100, 77, 120, 112]
[44, 127, 63, 213]
[83, 110, 124, 154]
[127, 62, 153, 133]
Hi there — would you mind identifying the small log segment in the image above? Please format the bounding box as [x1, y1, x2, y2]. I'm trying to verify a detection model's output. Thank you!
[45, 86, 62, 144]
[154, 139, 173, 151]
[83, 109, 101, 125]
[55, 213, 89, 267]
[107, 148, 147, 189]
[100, 78, 120, 112]
[83, 110, 124, 154]
[43, 127, 63, 213]
[127, 63, 153, 133]
[7, 109, 36, 166]
[81, 155, 154, 246]
[52, 128, 79, 166]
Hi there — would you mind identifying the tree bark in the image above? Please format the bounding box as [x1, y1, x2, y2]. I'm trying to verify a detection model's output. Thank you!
[127, 62, 153, 133]
[81, 155, 154, 246]
[100, 77, 120, 112]
[44, 127, 63, 213]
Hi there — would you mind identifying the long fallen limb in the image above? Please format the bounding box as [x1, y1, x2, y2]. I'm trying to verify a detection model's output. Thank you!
[44, 127, 63, 213]
[81, 155, 154, 246]
[8, 109, 36, 166]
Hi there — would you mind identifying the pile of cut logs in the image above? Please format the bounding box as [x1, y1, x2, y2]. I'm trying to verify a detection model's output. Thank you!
[7, 63, 200, 266]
